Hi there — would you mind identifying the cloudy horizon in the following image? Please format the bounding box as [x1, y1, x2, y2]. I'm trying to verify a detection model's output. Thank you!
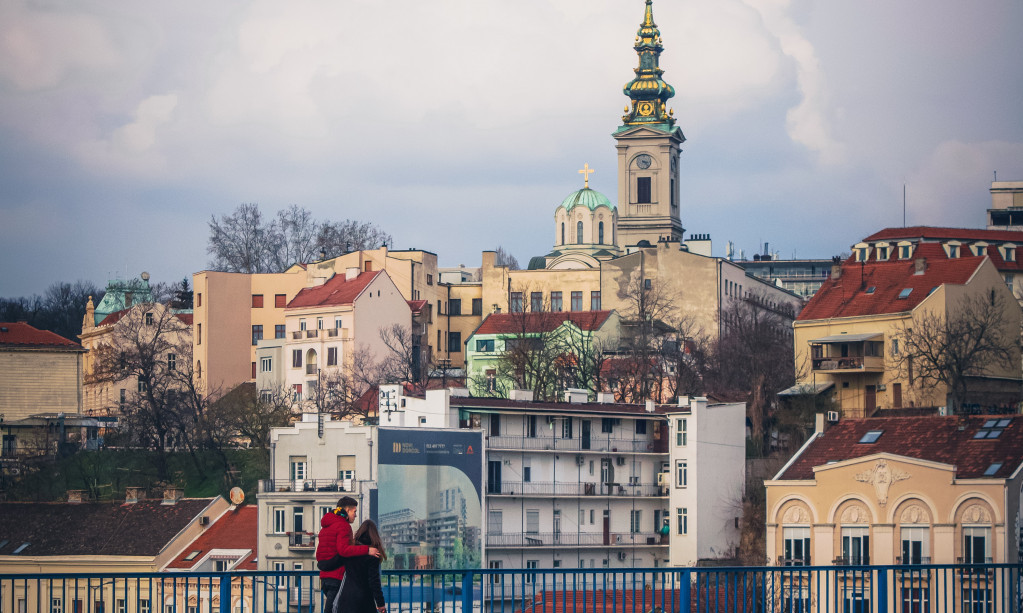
[2, 0, 1021, 296]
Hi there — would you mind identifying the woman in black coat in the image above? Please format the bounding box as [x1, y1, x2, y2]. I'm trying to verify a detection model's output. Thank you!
[337, 520, 387, 613]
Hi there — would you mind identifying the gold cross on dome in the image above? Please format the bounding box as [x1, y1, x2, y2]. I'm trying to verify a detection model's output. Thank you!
[578, 163, 594, 188]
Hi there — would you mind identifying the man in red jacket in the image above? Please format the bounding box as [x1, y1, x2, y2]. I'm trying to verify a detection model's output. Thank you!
[317, 496, 381, 613]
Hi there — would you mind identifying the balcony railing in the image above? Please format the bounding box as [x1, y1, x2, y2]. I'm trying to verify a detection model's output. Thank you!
[488, 481, 665, 497]
[486, 531, 665, 547]
[811, 356, 884, 372]
[897, 556, 932, 565]
[487, 436, 663, 453]
[291, 331, 302, 339]
[286, 531, 316, 549]
[259, 478, 355, 493]
[305, 330, 318, 339]
[306, 365, 318, 375]
[777, 557, 811, 567]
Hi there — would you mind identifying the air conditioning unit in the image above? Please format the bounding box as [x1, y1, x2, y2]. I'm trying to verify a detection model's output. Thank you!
[199, 515, 210, 526]
[617, 551, 628, 561]
[876, 383, 886, 391]
[575, 455, 585, 466]
[656, 472, 667, 486]
[615, 457, 626, 466]
[827, 411, 839, 423]
[615, 534, 623, 544]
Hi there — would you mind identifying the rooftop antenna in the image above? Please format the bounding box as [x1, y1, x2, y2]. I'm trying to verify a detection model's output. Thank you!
[903, 182, 906, 228]
[994, 170, 997, 181]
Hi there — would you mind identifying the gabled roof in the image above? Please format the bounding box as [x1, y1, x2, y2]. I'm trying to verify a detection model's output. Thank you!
[474, 311, 614, 336]
[0, 498, 216, 557]
[777, 415, 1023, 480]
[165, 505, 257, 570]
[863, 226, 1023, 243]
[407, 300, 428, 315]
[796, 244, 984, 321]
[0, 322, 83, 351]
[287, 271, 380, 309]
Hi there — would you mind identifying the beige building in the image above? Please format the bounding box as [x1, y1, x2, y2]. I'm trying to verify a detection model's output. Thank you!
[987, 180, 1023, 231]
[794, 244, 1022, 417]
[765, 414, 1023, 610]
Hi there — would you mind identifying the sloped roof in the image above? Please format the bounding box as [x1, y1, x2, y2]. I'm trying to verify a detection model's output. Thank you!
[0, 322, 82, 351]
[777, 415, 1023, 480]
[796, 244, 983, 321]
[0, 498, 216, 557]
[165, 505, 257, 570]
[475, 311, 614, 336]
[96, 309, 192, 327]
[287, 271, 380, 308]
[450, 396, 687, 416]
[517, 588, 737, 613]
[863, 226, 1023, 243]
[407, 300, 428, 314]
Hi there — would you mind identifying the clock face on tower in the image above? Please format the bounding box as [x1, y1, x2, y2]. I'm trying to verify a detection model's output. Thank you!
[636, 155, 652, 169]
[637, 101, 654, 117]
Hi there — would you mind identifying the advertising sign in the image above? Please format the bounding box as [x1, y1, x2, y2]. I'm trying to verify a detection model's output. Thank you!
[376, 428, 483, 571]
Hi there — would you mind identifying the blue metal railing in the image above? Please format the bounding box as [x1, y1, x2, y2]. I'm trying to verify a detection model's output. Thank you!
[1, 564, 1021, 613]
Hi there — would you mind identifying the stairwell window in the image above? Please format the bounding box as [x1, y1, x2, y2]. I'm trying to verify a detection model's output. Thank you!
[676, 460, 688, 487]
[677, 508, 688, 535]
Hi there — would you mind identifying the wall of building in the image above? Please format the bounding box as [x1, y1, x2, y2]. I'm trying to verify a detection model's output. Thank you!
[0, 349, 82, 421]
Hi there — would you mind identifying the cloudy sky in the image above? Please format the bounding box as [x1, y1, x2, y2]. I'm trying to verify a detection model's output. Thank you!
[2, 0, 1022, 296]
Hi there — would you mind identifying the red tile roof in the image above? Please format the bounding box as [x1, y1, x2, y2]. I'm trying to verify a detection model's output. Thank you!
[517, 588, 741, 613]
[449, 395, 688, 416]
[475, 311, 614, 335]
[407, 300, 428, 314]
[796, 244, 984, 321]
[0, 322, 82, 350]
[166, 505, 258, 570]
[287, 271, 380, 308]
[864, 226, 1023, 243]
[777, 415, 1023, 480]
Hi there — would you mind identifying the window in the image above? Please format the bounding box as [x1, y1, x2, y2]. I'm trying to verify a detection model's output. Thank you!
[300, 319, 307, 330]
[167, 353, 176, 370]
[448, 332, 461, 353]
[426, 274, 433, 285]
[983, 462, 1003, 476]
[292, 349, 302, 368]
[476, 339, 494, 352]
[974, 418, 1011, 439]
[576, 221, 584, 243]
[116, 601, 126, 613]
[865, 286, 876, 294]
[510, 292, 523, 313]
[449, 299, 462, 315]
[293, 506, 305, 532]
[644, 278, 652, 290]
[252, 294, 263, 308]
[841, 526, 869, 565]
[598, 221, 605, 244]
[859, 430, 883, 444]
[591, 291, 601, 310]
[571, 291, 583, 311]
[522, 466, 531, 482]
[272, 506, 285, 533]
[322, 346, 336, 366]
[290, 456, 307, 481]
[877, 247, 888, 260]
[637, 177, 651, 203]
[670, 178, 677, 207]
[251, 325, 263, 345]
[635, 419, 646, 434]
[138, 602, 150, 613]
[275, 324, 285, 339]
[197, 323, 201, 345]
[472, 298, 482, 315]
[561, 417, 573, 439]
[527, 415, 537, 437]
[525, 510, 540, 534]
[897, 288, 913, 299]
[275, 294, 286, 308]
[561, 222, 566, 245]
[677, 508, 687, 535]
[525, 559, 538, 584]
[531, 292, 543, 312]
[630, 510, 642, 533]
[962, 588, 992, 613]
[963, 526, 990, 563]
[292, 383, 302, 401]
[901, 526, 928, 564]
[550, 292, 563, 311]
[52, 600, 63, 613]
[1005, 246, 1017, 262]
[783, 526, 810, 565]
[601, 418, 615, 433]
[900, 244, 912, 259]
[842, 591, 869, 613]
[214, 560, 229, 572]
[489, 414, 500, 436]
[251, 361, 256, 379]
[676, 461, 687, 488]
[676, 418, 687, 446]
[488, 510, 503, 535]
[196, 293, 202, 307]
[948, 244, 959, 258]
[145, 312, 154, 325]
[317, 317, 323, 329]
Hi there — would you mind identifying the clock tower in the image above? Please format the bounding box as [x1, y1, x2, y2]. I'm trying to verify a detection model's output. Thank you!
[613, 0, 685, 248]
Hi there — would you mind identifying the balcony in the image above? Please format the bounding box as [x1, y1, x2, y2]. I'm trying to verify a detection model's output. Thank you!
[896, 556, 931, 565]
[777, 557, 810, 567]
[306, 365, 318, 375]
[832, 556, 869, 566]
[811, 356, 884, 373]
[305, 330, 319, 339]
[259, 478, 355, 493]
[486, 436, 664, 454]
[489, 481, 665, 497]
[287, 532, 316, 550]
[292, 331, 302, 339]
[486, 532, 665, 548]
[327, 328, 338, 337]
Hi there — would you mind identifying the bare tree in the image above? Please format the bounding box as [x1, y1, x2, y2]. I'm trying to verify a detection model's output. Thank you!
[493, 245, 520, 270]
[378, 323, 429, 388]
[217, 384, 294, 458]
[207, 203, 392, 273]
[889, 292, 1019, 413]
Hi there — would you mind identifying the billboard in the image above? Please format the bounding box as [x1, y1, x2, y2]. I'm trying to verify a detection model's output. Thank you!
[375, 428, 483, 571]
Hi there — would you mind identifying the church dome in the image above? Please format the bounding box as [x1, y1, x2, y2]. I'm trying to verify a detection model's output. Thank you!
[559, 188, 615, 213]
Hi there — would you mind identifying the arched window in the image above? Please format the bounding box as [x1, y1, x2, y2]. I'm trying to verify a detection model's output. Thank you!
[196, 360, 202, 379]
[598, 221, 605, 244]
[306, 349, 317, 375]
[561, 223, 565, 245]
[577, 221, 584, 244]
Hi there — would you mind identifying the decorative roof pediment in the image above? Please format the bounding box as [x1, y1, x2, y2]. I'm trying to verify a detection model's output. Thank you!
[613, 124, 685, 141]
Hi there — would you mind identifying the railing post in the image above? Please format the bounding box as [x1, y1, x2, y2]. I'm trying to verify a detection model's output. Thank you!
[219, 574, 231, 613]
[679, 570, 691, 613]
[460, 571, 474, 613]
[875, 568, 888, 613]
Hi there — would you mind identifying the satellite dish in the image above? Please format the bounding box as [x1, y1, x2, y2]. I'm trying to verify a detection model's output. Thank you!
[229, 487, 245, 505]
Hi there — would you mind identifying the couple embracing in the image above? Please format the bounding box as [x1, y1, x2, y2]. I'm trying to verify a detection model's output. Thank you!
[316, 496, 387, 613]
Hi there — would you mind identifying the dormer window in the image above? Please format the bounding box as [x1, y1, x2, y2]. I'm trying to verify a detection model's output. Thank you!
[1002, 244, 1016, 262]
[853, 243, 871, 262]
[945, 242, 961, 258]
[875, 243, 890, 261]
[898, 242, 914, 259]
[971, 242, 988, 256]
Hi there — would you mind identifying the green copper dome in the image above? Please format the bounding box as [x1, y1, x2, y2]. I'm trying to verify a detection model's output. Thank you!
[560, 188, 615, 213]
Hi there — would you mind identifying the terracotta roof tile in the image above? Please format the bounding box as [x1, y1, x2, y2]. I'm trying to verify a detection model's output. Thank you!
[407, 300, 428, 314]
[796, 245, 984, 321]
[778, 415, 1023, 480]
[517, 588, 739, 613]
[0, 322, 82, 350]
[864, 226, 1023, 243]
[449, 396, 687, 416]
[287, 271, 380, 308]
[475, 311, 613, 335]
[166, 505, 258, 570]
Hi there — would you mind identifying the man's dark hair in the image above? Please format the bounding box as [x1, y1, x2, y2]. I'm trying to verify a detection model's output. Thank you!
[337, 496, 358, 508]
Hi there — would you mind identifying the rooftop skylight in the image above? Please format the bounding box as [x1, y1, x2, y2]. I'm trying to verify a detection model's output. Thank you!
[858, 430, 883, 444]
[184, 550, 201, 561]
[983, 463, 1003, 476]
[865, 286, 876, 294]
[974, 418, 1011, 439]
[897, 288, 913, 299]
[12, 543, 30, 554]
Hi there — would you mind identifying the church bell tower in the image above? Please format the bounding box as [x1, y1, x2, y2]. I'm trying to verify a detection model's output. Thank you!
[613, 0, 685, 248]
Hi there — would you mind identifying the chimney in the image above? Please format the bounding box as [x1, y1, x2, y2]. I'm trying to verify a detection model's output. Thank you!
[564, 388, 588, 403]
[914, 258, 927, 275]
[346, 267, 360, 281]
[125, 487, 146, 504]
[596, 392, 615, 404]
[509, 389, 535, 402]
[677, 395, 689, 408]
[68, 490, 87, 504]
[645, 399, 656, 413]
[162, 487, 184, 505]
